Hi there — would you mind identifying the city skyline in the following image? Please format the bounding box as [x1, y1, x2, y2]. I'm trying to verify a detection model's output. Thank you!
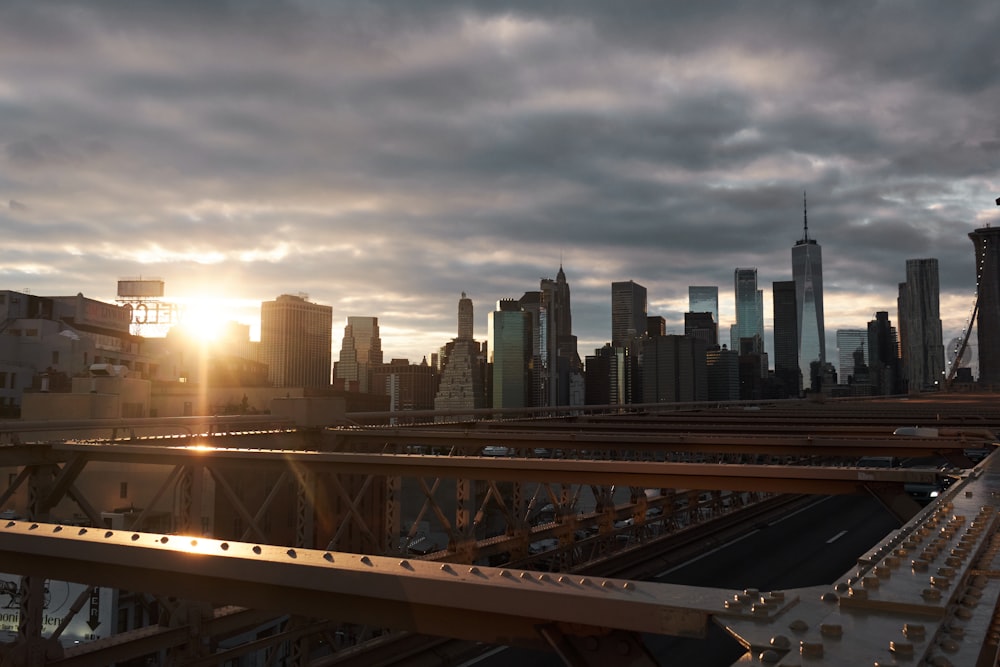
[1, 2, 998, 362]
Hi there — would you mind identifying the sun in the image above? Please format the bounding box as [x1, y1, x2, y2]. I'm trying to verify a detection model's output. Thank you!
[175, 299, 230, 342]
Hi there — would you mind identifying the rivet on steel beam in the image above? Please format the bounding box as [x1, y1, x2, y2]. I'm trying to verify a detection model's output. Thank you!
[439, 563, 452, 573]
[799, 641, 823, 657]
[78, 528, 87, 535]
[29, 524, 38, 530]
[538, 574, 550, 582]
[820, 592, 838, 603]
[469, 567, 480, 574]
[724, 600, 740, 610]
[769, 635, 790, 650]
[190, 539, 198, 547]
[3, 521, 13, 528]
[360, 556, 372, 566]
[286, 549, 297, 558]
[105, 531, 114, 538]
[499, 570, 511, 578]
[520, 571, 530, 579]
[834, 582, 848, 593]
[623, 581, 633, 590]
[921, 588, 941, 601]
[947, 625, 965, 639]
[758, 649, 780, 663]
[912, 559, 929, 572]
[131, 534, 140, 541]
[579, 578, 591, 586]
[558, 576, 568, 583]
[768, 591, 785, 601]
[902, 623, 925, 639]
[788, 619, 808, 633]
[848, 588, 867, 600]
[253, 546, 262, 554]
[52, 526, 62, 533]
[399, 560, 412, 569]
[955, 607, 973, 620]
[602, 580, 613, 588]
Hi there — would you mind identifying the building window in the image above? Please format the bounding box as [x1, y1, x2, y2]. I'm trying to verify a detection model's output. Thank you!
[120, 482, 128, 499]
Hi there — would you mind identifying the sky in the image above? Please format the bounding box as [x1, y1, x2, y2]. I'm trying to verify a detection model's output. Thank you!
[2, 1, 999, 365]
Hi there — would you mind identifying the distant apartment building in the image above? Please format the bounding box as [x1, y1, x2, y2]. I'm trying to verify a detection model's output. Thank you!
[640, 334, 707, 403]
[731, 269, 763, 350]
[611, 281, 647, 349]
[371, 358, 438, 412]
[260, 294, 333, 388]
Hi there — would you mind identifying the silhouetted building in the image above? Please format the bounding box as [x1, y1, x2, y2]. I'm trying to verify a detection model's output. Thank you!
[647, 316, 666, 338]
[458, 292, 475, 341]
[868, 311, 902, 395]
[705, 345, 739, 401]
[969, 226, 1000, 384]
[611, 281, 647, 349]
[793, 194, 826, 388]
[260, 294, 333, 388]
[684, 312, 717, 349]
[371, 358, 438, 413]
[585, 344, 627, 405]
[334, 316, 383, 393]
[772, 280, 800, 396]
[640, 335, 707, 403]
[836, 329, 868, 385]
[898, 259, 945, 391]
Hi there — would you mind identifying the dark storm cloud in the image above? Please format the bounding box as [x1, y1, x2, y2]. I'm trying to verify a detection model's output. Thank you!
[0, 0, 998, 358]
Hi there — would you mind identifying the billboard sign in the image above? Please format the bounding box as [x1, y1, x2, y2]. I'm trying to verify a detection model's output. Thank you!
[0, 575, 116, 646]
[117, 279, 165, 299]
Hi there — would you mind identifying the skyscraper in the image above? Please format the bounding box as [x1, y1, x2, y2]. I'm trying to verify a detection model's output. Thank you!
[868, 311, 902, 395]
[260, 294, 333, 388]
[334, 316, 384, 393]
[458, 292, 474, 341]
[969, 226, 1000, 385]
[435, 293, 486, 416]
[488, 299, 532, 409]
[732, 268, 763, 349]
[792, 194, 826, 387]
[836, 329, 868, 384]
[772, 280, 800, 395]
[611, 281, 647, 348]
[897, 258, 945, 391]
[688, 286, 719, 324]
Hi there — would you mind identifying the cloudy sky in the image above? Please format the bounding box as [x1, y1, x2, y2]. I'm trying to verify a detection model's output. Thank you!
[2, 1, 999, 364]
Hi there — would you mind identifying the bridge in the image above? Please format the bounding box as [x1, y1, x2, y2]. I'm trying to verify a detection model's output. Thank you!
[1, 394, 999, 665]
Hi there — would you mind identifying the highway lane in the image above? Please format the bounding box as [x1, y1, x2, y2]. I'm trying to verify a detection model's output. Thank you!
[460, 494, 901, 667]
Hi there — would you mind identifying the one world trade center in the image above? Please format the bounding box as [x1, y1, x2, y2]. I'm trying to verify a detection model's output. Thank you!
[793, 193, 825, 389]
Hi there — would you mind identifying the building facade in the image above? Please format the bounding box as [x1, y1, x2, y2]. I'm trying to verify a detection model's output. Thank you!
[688, 286, 719, 324]
[732, 268, 763, 350]
[488, 299, 532, 409]
[260, 294, 333, 388]
[611, 281, 648, 349]
[969, 227, 1000, 385]
[836, 329, 868, 385]
[897, 258, 945, 392]
[792, 196, 826, 387]
[772, 280, 800, 396]
[334, 316, 384, 393]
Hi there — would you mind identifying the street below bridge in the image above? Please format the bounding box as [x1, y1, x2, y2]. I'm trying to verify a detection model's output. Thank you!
[461, 493, 902, 667]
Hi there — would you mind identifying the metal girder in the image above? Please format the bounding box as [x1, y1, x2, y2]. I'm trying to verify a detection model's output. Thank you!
[43, 443, 944, 495]
[0, 522, 736, 650]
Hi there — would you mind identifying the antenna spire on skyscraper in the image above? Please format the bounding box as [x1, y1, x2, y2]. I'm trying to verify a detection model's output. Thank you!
[803, 191, 809, 242]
